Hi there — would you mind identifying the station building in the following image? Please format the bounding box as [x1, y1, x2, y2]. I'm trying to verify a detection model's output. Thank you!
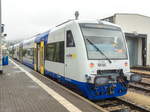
[102, 13, 150, 67]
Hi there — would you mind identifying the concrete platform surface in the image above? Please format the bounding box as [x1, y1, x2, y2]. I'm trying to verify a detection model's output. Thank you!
[0, 59, 105, 112]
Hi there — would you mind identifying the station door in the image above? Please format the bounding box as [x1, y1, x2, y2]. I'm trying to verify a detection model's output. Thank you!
[126, 37, 138, 67]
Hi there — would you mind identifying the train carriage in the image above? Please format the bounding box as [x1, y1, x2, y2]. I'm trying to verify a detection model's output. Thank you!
[44, 20, 129, 100]
[13, 43, 20, 60]
[34, 31, 49, 74]
[22, 37, 36, 69]
[12, 19, 141, 100]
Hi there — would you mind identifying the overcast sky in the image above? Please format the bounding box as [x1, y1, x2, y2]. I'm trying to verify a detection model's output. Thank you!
[2, 0, 150, 41]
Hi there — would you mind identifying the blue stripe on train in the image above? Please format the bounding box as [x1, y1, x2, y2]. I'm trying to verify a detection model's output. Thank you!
[45, 70, 128, 100]
[22, 61, 34, 69]
[21, 60, 128, 100]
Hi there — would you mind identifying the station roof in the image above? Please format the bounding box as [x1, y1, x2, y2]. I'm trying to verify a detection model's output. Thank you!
[114, 13, 150, 19]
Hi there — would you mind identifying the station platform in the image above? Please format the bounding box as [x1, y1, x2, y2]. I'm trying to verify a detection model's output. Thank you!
[0, 59, 106, 112]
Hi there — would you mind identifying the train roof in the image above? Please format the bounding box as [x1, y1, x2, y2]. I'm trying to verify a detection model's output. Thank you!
[13, 43, 20, 47]
[23, 36, 36, 45]
[55, 19, 121, 28]
[34, 30, 50, 44]
[12, 19, 121, 47]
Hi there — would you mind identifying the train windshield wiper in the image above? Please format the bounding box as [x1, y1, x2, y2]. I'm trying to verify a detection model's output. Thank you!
[86, 38, 112, 63]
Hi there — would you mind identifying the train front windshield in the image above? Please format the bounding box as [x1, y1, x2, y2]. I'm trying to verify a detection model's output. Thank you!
[80, 23, 127, 60]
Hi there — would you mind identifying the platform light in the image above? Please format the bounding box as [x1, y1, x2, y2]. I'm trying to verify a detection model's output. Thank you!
[94, 76, 109, 86]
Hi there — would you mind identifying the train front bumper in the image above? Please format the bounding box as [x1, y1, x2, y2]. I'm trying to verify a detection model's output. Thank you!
[82, 82, 128, 100]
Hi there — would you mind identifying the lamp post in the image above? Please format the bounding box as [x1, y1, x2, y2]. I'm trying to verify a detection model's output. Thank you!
[0, 0, 2, 74]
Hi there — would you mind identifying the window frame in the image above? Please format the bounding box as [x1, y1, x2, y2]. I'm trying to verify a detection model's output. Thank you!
[79, 23, 128, 60]
[66, 30, 75, 47]
[45, 41, 64, 63]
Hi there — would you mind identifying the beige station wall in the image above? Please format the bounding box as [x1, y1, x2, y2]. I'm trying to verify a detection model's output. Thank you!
[114, 14, 150, 65]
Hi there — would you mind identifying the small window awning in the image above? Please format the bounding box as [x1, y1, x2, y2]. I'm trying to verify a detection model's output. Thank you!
[35, 31, 50, 44]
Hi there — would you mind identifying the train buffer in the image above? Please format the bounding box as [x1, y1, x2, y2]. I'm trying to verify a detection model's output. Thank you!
[0, 59, 107, 112]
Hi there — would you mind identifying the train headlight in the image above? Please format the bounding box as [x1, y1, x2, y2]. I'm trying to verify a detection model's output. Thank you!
[130, 74, 142, 82]
[94, 76, 109, 86]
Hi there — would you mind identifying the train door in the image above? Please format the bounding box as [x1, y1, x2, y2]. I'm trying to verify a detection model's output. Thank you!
[37, 44, 40, 72]
[34, 43, 38, 71]
[34, 41, 45, 74]
[39, 41, 45, 75]
[19, 45, 23, 62]
[65, 29, 76, 78]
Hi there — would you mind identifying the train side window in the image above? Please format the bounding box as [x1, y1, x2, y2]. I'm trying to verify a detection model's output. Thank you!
[66, 30, 75, 47]
[45, 43, 56, 61]
[54, 42, 64, 63]
[45, 41, 64, 63]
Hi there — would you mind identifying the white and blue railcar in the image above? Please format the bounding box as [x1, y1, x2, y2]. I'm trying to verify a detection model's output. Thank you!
[22, 37, 36, 69]
[13, 43, 20, 60]
[12, 19, 141, 100]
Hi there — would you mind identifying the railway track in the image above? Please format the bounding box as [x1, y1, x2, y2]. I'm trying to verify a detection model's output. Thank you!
[131, 72, 150, 79]
[130, 69, 150, 94]
[131, 69, 150, 78]
[129, 82, 150, 95]
[132, 67, 150, 71]
[46, 73, 150, 112]
[94, 97, 150, 112]
[139, 74, 150, 79]
[47, 71, 150, 112]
